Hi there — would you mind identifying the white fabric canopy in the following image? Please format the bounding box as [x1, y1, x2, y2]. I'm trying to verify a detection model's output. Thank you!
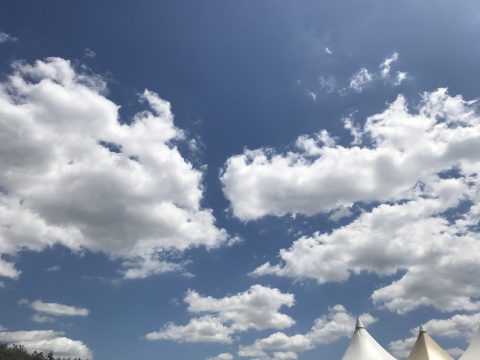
[459, 327, 480, 360]
[407, 326, 453, 360]
[341, 319, 398, 360]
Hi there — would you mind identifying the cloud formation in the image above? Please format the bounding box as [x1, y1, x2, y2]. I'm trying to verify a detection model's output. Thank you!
[225, 89, 480, 313]
[0, 327, 92, 359]
[238, 304, 376, 360]
[0, 57, 230, 279]
[146, 285, 295, 344]
[350, 53, 406, 92]
[0, 31, 17, 44]
[31, 300, 89, 317]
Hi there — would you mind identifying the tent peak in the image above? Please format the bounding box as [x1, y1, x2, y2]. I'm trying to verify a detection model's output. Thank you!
[356, 317, 365, 329]
[419, 325, 426, 333]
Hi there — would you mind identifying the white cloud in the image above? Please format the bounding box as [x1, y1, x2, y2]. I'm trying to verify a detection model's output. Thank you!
[342, 115, 362, 145]
[185, 285, 295, 332]
[31, 300, 89, 317]
[348, 52, 405, 92]
[349, 68, 373, 92]
[207, 353, 234, 360]
[239, 332, 311, 357]
[253, 185, 480, 313]
[0, 327, 92, 359]
[394, 71, 407, 85]
[328, 206, 352, 222]
[83, 48, 96, 59]
[421, 313, 480, 339]
[121, 254, 185, 280]
[307, 305, 376, 345]
[239, 305, 375, 360]
[0, 57, 231, 279]
[146, 285, 295, 344]
[0, 31, 17, 44]
[380, 52, 399, 78]
[309, 53, 406, 97]
[32, 314, 55, 323]
[145, 315, 233, 344]
[224, 89, 474, 221]
[46, 265, 60, 272]
[226, 89, 480, 313]
[389, 336, 416, 359]
[318, 75, 337, 93]
[0, 257, 20, 279]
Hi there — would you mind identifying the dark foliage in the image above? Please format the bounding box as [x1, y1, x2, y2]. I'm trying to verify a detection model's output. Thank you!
[0, 344, 82, 360]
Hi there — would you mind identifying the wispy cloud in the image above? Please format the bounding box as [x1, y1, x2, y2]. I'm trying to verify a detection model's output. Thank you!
[0, 31, 18, 44]
[349, 52, 407, 92]
[20, 299, 90, 322]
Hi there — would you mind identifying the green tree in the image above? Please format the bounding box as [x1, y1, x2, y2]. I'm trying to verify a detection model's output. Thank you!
[0, 344, 83, 360]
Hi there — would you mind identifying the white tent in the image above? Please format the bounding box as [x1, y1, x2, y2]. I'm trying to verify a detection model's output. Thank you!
[341, 318, 398, 360]
[407, 326, 453, 360]
[459, 327, 480, 360]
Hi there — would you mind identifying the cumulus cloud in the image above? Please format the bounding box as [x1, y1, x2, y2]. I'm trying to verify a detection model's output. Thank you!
[239, 305, 376, 360]
[223, 89, 474, 220]
[185, 285, 295, 332]
[227, 89, 480, 313]
[145, 315, 233, 344]
[0, 57, 231, 279]
[0, 327, 92, 359]
[146, 285, 295, 344]
[0, 31, 17, 44]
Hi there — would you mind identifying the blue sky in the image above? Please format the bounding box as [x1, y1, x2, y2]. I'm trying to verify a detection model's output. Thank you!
[1, 1, 480, 359]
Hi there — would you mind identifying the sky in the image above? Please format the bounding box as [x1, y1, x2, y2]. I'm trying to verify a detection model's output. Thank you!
[1, 1, 480, 359]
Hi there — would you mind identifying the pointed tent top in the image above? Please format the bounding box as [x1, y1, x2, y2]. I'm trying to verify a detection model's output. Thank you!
[459, 326, 480, 360]
[341, 320, 397, 360]
[356, 317, 365, 330]
[408, 326, 453, 360]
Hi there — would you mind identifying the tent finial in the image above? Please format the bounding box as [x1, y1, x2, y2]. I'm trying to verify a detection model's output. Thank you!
[356, 317, 365, 329]
[419, 324, 426, 333]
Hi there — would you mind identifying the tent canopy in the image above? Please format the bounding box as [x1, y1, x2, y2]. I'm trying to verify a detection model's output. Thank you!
[407, 326, 453, 360]
[341, 318, 397, 360]
[459, 327, 480, 360]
